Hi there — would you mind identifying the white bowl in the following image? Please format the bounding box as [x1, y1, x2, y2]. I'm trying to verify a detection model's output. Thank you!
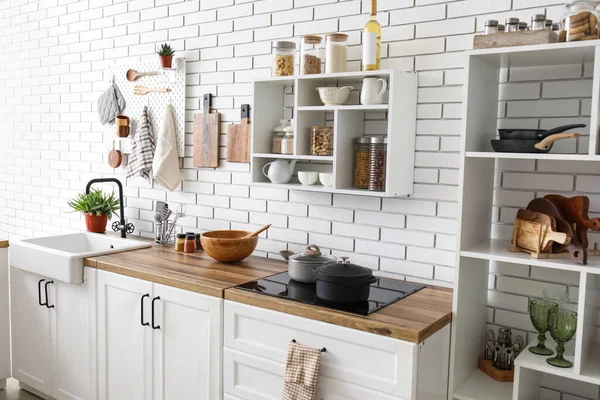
[298, 171, 319, 186]
[319, 173, 333, 187]
[316, 86, 353, 106]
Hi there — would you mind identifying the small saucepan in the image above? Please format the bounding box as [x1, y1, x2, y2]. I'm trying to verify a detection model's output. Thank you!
[315, 257, 377, 303]
[491, 133, 580, 153]
[498, 124, 586, 140]
[280, 244, 336, 283]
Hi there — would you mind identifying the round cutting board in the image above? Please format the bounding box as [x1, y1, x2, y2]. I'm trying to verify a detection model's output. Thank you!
[108, 142, 122, 168]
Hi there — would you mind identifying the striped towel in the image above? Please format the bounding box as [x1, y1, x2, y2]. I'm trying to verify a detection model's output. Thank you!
[127, 106, 155, 183]
[282, 341, 322, 400]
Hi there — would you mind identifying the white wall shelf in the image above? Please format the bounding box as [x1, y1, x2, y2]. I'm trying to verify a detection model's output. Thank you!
[465, 152, 600, 161]
[250, 69, 418, 198]
[453, 370, 512, 400]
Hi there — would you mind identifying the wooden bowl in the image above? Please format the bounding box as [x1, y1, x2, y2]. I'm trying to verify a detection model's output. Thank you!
[200, 230, 258, 263]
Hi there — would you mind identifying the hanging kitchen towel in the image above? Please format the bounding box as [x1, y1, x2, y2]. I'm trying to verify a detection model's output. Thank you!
[153, 105, 180, 191]
[282, 341, 322, 400]
[127, 106, 155, 183]
[97, 81, 125, 124]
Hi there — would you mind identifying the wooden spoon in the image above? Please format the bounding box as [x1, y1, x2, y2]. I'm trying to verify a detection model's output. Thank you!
[108, 142, 122, 168]
[126, 69, 158, 82]
[242, 224, 271, 239]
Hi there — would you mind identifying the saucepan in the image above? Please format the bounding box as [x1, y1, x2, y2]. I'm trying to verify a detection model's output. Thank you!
[280, 244, 336, 283]
[491, 133, 580, 153]
[498, 124, 586, 140]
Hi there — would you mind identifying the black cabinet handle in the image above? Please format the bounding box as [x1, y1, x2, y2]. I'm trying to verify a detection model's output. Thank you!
[141, 294, 150, 327]
[38, 279, 46, 307]
[151, 296, 160, 330]
[44, 281, 54, 308]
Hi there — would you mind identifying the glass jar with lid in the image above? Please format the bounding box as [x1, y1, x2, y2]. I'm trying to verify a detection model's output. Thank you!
[518, 22, 529, 31]
[531, 14, 546, 30]
[485, 20, 499, 34]
[369, 136, 387, 192]
[505, 17, 520, 32]
[354, 138, 370, 189]
[310, 126, 333, 156]
[281, 119, 294, 155]
[562, 1, 600, 42]
[546, 19, 554, 29]
[325, 33, 348, 74]
[272, 119, 287, 154]
[300, 35, 322, 75]
[272, 41, 296, 77]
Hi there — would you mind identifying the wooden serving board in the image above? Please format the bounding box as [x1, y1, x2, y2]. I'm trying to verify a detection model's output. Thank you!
[473, 30, 559, 50]
[226, 104, 251, 163]
[545, 195, 600, 250]
[193, 93, 220, 168]
[515, 209, 570, 252]
[510, 218, 569, 256]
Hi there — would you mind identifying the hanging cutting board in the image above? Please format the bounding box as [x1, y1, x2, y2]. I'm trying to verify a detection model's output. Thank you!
[226, 104, 251, 163]
[193, 93, 220, 168]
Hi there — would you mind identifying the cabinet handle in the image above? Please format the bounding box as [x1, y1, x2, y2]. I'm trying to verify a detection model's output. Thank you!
[38, 279, 46, 307]
[151, 296, 160, 330]
[141, 294, 150, 327]
[44, 281, 54, 308]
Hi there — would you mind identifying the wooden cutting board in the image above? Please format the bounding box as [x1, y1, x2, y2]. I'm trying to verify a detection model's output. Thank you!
[226, 104, 251, 163]
[514, 209, 570, 253]
[193, 94, 220, 168]
[544, 194, 600, 250]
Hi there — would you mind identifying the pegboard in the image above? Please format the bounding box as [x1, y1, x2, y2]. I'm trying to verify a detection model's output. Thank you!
[104, 58, 186, 158]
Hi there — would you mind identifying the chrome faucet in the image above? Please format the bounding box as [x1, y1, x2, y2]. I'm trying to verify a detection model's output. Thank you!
[85, 178, 134, 238]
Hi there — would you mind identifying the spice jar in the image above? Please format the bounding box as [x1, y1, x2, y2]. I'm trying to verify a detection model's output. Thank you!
[310, 126, 333, 156]
[546, 19, 554, 28]
[354, 138, 370, 189]
[498, 24, 506, 32]
[281, 119, 294, 155]
[369, 136, 387, 192]
[272, 119, 287, 154]
[485, 20, 499, 34]
[562, 1, 600, 42]
[272, 41, 296, 77]
[519, 22, 529, 31]
[506, 18, 520, 32]
[195, 233, 201, 250]
[531, 14, 546, 30]
[552, 22, 562, 33]
[175, 233, 186, 252]
[300, 35, 322, 75]
[184, 233, 197, 253]
[325, 33, 348, 74]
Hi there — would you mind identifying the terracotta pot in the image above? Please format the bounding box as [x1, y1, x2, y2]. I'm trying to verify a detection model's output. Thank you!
[159, 55, 173, 68]
[84, 213, 108, 233]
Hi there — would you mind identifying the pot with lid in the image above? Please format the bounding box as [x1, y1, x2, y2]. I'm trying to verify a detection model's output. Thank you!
[315, 257, 377, 303]
[280, 244, 336, 283]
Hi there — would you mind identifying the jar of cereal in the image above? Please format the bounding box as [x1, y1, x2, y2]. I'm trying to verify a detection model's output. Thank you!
[561, 1, 600, 42]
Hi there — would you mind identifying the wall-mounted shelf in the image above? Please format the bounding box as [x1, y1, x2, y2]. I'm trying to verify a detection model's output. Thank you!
[250, 69, 418, 198]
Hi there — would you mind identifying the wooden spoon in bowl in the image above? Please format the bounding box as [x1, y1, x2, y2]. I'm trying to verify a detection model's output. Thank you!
[242, 224, 271, 239]
[126, 69, 158, 82]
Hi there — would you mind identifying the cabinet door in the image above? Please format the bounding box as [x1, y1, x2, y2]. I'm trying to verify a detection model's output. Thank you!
[152, 283, 222, 400]
[51, 267, 97, 400]
[0, 248, 9, 381]
[98, 270, 153, 400]
[10, 267, 53, 395]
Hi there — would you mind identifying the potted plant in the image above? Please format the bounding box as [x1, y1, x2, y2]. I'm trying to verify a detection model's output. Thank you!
[157, 43, 175, 68]
[68, 189, 120, 233]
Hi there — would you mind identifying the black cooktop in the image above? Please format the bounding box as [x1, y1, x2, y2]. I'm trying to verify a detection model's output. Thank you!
[236, 272, 425, 316]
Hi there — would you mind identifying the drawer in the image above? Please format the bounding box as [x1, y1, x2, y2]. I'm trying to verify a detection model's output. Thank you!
[224, 301, 417, 399]
[223, 348, 409, 400]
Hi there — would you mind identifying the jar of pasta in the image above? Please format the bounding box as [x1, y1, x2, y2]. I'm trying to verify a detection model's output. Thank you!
[310, 126, 333, 156]
[561, 1, 600, 42]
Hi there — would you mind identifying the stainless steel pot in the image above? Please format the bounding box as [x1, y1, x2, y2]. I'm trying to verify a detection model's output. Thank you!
[280, 244, 336, 283]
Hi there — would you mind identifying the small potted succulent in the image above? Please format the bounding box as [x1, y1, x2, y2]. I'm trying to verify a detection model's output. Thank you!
[157, 43, 175, 68]
[68, 189, 120, 233]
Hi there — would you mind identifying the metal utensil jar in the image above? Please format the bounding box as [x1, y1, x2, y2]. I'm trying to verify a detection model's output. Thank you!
[369, 136, 387, 192]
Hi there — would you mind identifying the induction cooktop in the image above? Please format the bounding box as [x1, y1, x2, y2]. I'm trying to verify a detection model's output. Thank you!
[235, 272, 425, 316]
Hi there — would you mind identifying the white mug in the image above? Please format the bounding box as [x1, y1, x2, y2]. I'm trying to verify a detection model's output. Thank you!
[360, 77, 388, 105]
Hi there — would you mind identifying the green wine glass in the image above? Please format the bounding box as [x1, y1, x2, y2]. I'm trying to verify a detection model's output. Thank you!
[529, 299, 558, 355]
[547, 308, 578, 368]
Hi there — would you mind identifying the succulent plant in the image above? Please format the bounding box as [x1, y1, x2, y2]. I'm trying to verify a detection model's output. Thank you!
[157, 43, 175, 57]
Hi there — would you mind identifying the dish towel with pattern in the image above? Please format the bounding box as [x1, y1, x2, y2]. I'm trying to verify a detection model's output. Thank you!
[127, 106, 155, 183]
[153, 105, 180, 191]
[282, 341, 322, 400]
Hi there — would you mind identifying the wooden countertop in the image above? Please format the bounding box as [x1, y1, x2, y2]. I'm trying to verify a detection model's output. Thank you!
[225, 285, 452, 343]
[0, 241, 8, 249]
[85, 246, 287, 298]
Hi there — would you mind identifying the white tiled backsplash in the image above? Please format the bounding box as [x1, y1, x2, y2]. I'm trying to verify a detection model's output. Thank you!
[1, 0, 599, 397]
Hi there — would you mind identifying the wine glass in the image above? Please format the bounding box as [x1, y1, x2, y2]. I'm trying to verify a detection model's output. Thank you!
[547, 308, 578, 368]
[543, 287, 568, 309]
[529, 299, 558, 355]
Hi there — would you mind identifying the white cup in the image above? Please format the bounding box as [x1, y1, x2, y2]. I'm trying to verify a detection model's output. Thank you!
[298, 171, 319, 185]
[360, 77, 388, 105]
[319, 173, 333, 187]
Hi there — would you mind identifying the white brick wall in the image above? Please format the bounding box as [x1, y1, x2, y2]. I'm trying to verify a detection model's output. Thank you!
[1, 1, 599, 396]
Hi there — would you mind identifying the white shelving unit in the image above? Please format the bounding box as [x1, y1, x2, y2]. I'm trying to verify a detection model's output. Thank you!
[250, 70, 418, 197]
[449, 41, 600, 400]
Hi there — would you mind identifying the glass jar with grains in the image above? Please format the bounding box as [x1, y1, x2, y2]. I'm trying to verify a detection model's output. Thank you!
[281, 119, 295, 155]
[272, 41, 296, 76]
[310, 126, 333, 156]
[354, 138, 370, 189]
[561, 1, 600, 42]
[272, 119, 287, 154]
[369, 136, 387, 192]
[300, 35, 323, 75]
[325, 33, 348, 73]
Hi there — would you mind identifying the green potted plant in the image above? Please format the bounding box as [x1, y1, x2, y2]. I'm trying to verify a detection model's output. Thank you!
[157, 43, 175, 68]
[68, 189, 120, 233]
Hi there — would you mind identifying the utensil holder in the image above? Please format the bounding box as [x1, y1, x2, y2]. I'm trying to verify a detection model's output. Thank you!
[155, 221, 176, 246]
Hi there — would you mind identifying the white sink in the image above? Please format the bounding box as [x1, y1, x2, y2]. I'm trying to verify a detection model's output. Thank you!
[10, 232, 152, 284]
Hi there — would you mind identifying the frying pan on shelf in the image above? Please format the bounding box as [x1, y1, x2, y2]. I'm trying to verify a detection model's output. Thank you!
[491, 133, 580, 153]
[498, 124, 586, 140]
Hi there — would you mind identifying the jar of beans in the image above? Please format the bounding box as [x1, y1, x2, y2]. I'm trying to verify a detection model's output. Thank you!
[369, 136, 387, 192]
[354, 138, 370, 189]
[310, 126, 333, 156]
[272, 41, 296, 76]
[300, 35, 322, 75]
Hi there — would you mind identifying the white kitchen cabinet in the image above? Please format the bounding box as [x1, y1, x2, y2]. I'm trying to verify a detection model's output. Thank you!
[11, 266, 97, 400]
[97, 270, 222, 400]
[223, 301, 450, 400]
[0, 246, 10, 389]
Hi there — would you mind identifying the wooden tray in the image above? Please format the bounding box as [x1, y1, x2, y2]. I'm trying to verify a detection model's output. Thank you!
[474, 30, 559, 50]
[478, 356, 514, 382]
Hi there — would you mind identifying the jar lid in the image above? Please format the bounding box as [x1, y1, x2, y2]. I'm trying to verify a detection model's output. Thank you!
[531, 14, 546, 21]
[186, 233, 196, 239]
[485, 20, 499, 26]
[545, 19, 553, 26]
[498, 24, 506, 31]
[567, 0, 599, 10]
[552, 23, 561, 30]
[519, 22, 528, 29]
[273, 41, 296, 49]
[186, 231, 194, 236]
[309, 125, 332, 129]
[369, 136, 387, 144]
[176, 233, 186, 238]
[506, 17, 519, 24]
[195, 233, 200, 238]
[355, 137, 371, 144]
[301, 35, 322, 44]
[326, 33, 348, 42]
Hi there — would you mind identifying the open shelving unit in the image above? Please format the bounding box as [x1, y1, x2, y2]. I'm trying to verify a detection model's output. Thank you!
[250, 70, 418, 197]
[449, 41, 600, 400]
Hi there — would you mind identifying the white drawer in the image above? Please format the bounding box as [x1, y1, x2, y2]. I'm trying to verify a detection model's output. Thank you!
[223, 348, 409, 400]
[224, 301, 417, 399]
